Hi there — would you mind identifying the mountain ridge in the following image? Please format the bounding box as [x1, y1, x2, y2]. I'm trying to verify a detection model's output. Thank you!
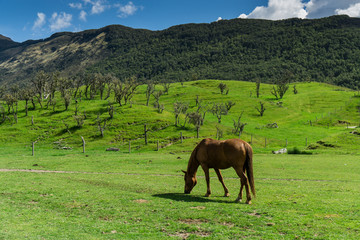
[1, 15, 360, 89]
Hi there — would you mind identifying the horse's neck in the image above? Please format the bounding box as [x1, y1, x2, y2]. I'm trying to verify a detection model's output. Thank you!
[187, 155, 199, 177]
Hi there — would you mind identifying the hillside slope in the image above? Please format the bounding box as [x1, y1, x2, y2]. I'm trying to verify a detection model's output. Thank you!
[1, 16, 360, 88]
[0, 80, 359, 154]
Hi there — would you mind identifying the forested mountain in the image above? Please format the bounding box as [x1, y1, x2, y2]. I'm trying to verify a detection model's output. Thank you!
[1, 15, 360, 89]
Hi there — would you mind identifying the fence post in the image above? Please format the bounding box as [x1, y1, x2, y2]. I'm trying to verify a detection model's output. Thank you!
[32, 142, 35, 156]
[31, 116, 34, 125]
[157, 140, 159, 151]
[144, 124, 148, 145]
[265, 138, 267, 148]
[129, 140, 131, 153]
[81, 136, 85, 153]
[180, 132, 183, 143]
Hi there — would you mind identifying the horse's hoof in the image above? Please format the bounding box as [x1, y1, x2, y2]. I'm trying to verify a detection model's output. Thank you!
[204, 193, 211, 197]
[224, 193, 230, 197]
[245, 200, 252, 205]
[235, 197, 242, 203]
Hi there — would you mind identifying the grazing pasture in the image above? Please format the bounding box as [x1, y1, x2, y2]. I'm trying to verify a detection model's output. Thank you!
[0, 147, 359, 239]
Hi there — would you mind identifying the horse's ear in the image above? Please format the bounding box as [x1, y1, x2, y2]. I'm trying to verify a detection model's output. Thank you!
[181, 170, 187, 174]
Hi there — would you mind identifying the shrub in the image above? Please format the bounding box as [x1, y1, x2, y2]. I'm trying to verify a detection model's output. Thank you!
[287, 147, 312, 155]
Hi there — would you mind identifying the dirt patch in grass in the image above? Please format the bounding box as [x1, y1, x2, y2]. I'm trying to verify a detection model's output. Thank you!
[190, 206, 206, 210]
[133, 199, 150, 203]
[219, 221, 235, 227]
[169, 230, 211, 239]
[248, 211, 262, 218]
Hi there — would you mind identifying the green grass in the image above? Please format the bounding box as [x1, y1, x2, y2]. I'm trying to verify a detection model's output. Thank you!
[1, 80, 360, 238]
[1, 80, 360, 155]
[0, 148, 359, 239]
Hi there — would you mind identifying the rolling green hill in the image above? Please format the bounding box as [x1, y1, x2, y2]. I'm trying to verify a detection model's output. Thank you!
[1, 15, 360, 88]
[0, 80, 359, 154]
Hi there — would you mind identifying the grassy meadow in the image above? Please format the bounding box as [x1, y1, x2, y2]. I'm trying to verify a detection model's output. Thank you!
[0, 149, 359, 239]
[0, 80, 360, 239]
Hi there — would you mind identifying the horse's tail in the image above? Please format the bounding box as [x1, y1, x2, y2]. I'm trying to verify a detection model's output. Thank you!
[245, 143, 256, 197]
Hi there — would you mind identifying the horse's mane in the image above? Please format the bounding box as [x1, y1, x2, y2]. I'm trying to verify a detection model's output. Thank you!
[186, 140, 201, 174]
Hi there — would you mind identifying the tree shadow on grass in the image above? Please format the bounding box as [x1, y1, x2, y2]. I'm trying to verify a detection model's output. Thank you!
[153, 193, 237, 204]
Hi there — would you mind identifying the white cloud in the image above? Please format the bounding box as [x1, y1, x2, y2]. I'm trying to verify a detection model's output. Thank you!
[116, 1, 139, 18]
[239, 0, 308, 20]
[306, 0, 358, 18]
[32, 12, 46, 30]
[91, 0, 108, 14]
[239, 0, 360, 20]
[50, 12, 73, 32]
[335, 3, 360, 17]
[79, 10, 87, 21]
[69, 3, 83, 9]
[81, 0, 108, 14]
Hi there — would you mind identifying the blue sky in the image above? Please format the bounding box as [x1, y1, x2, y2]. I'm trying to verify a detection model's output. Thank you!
[1, 0, 360, 42]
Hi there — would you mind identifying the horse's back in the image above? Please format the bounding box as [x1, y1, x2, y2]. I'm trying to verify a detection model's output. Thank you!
[196, 138, 250, 169]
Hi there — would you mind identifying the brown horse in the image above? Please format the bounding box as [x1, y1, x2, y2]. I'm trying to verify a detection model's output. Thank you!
[182, 138, 255, 204]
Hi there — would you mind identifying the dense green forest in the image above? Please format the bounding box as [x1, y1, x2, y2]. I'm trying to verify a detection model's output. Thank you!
[1, 15, 360, 89]
[90, 15, 360, 89]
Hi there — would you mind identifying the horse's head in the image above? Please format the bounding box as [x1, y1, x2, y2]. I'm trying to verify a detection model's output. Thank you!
[182, 170, 197, 194]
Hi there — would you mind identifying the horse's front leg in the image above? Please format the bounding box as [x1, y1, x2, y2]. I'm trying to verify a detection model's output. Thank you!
[215, 169, 230, 197]
[201, 166, 211, 197]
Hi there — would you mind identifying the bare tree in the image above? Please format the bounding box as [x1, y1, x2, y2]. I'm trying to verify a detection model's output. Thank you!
[123, 76, 139, 105]
[196, 101, 209, 125]
[103, 74, 114, 100]
[225, 101, 236, 111]
[63, 91, 71, 111]
[255, 79, 261, 98]
[152, 90, 163, 110]
[174, 101, 189, 126]
[187, 112, 203, 138]
[73, 115, 85, 127]
[218, 82, 228, 95]
[112, 76, 138, 106]
[108, 101, 114, 119]
[162, 82, 171, 95]
[3, 93, 16, 114]
[31, 71, 50, 102]
[72, 75, 83, 99]
[46, 72, 59, 100]
[145, 81, 155, 106]
[19, 88, 34, 116]
[211, 103, 228, 123]
[293, 84, 298, 94]
[271, 71, 292, 99]
[255, 102, 266, 117]
[233, 111, 247, 137]
[96, 113, 109, 137]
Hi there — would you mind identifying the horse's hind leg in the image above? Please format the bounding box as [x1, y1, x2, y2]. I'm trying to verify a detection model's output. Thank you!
[234, 168, 252, 204]
[215, 169, 229, 197]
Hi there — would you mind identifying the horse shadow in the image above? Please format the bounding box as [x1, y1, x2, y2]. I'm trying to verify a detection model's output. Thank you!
[152, 193, 237, 204]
